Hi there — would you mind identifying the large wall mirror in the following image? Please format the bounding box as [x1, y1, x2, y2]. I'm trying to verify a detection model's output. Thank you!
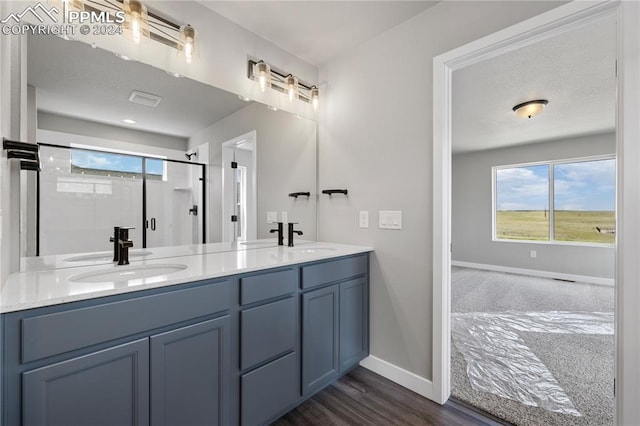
[21, 33, 317, 270]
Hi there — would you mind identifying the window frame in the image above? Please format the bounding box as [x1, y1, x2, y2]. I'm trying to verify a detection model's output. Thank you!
[492, 154, 616, 247]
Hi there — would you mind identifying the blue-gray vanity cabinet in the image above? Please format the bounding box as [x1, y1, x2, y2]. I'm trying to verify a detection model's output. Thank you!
[301, 284, 340, 395]
[150, 316, 230, 426]
[22, 338, 150, 426]
[339, 277, 368, 372]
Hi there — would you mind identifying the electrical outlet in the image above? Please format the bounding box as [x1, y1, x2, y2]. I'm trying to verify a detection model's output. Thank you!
[530, 250, 537, 259]
[359, 211, 369, 228]
[267, 211, 277, 223]
[281, 211, 288, 224]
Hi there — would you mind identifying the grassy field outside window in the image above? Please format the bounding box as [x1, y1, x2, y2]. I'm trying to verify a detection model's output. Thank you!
[494, 157, 615, 244]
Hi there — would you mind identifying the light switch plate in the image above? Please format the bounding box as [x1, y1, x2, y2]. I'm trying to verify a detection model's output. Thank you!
[359, 211, 369, 228]
[267, 211, 277, 223]
[379, 211, 402, 230]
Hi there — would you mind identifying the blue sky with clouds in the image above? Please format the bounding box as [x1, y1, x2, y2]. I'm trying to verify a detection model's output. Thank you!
[71, 150, 164, 175]
[496, 159, 615, 212]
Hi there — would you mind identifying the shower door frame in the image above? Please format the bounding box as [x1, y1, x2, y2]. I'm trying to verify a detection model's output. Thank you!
[35, 142, 207, 255]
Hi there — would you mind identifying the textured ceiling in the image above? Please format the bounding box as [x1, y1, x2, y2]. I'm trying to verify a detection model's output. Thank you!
[28, 34, 248, 138]
[199, 1, 438, 66]
[452, 15, 616, 154]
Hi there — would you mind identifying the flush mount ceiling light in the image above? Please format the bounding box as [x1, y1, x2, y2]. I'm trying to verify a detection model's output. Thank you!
[248, 59, 320, 111]
[513, 99, 549, 119]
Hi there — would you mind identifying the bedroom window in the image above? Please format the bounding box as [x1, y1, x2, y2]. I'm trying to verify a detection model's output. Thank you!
[493, 156, 615, 245]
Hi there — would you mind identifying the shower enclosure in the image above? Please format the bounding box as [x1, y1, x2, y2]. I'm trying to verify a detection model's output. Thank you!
[36, 144, 205, 256]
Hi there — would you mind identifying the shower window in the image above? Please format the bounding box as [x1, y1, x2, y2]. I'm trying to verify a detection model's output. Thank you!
[69, 150, 165, 181]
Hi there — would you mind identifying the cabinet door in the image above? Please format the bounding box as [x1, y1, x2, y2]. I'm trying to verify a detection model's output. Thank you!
[150, 316, 230, 426]
[302, 284, 339, 395]
[23, 339, 149, 426]
[339, 277, 368, 372]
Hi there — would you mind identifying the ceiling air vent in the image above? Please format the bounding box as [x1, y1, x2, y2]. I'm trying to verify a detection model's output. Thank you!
[128, 90, 162, 108]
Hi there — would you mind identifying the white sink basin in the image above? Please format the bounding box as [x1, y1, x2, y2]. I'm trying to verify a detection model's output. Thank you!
[69, 264, 187, 283]
[288, 247, 337, 254]
[64, 251, 153, 262]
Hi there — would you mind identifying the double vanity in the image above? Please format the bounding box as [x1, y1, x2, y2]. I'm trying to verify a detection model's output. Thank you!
[0, 241, 372, 426]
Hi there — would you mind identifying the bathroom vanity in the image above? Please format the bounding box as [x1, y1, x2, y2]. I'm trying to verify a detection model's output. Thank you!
[0, 243, 371, 426]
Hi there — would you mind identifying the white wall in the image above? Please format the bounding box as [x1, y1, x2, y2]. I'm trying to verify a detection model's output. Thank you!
[189, 103, 317, 243]
[452, 133, 615, 280]
[38, 112, 188, 153]
[318, 0, 566, 382]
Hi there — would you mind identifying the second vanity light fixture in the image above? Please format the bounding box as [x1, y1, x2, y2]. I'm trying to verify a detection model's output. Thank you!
[62, 0, 197, 64]
[248, 59, 320, 111]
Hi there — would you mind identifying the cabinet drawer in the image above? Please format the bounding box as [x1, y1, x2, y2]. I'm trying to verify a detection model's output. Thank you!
[301, 255, 367, 289]
[241, 352, 298, 426]
[240, 268, 296, 305]
[241, 297, 296, 370]
[22, 280, 231, 363]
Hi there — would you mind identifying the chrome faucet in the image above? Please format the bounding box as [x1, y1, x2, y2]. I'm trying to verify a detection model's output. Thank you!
[269, 222, 284, 246]
[287, 223, 303, 247]
[110, 227, 134, 265]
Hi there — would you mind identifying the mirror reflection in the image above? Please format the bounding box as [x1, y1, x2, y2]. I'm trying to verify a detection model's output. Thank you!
[21, 33, 317, 270]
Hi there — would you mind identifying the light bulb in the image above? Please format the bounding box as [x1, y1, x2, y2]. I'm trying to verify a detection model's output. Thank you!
[310, 86, 319, 111]
[286, 75, 298, 103]
[184, 39, 193, 63]
[131, 13, 141, 44]
[179, 25, 196, 64]
[256, 62, 271, 92]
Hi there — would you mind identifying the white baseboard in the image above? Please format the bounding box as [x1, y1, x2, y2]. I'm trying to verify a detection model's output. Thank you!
[359, 355, 434, 400]
[451, 260, 614, 286]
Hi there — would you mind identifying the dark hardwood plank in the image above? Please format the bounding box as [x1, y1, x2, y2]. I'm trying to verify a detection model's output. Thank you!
[273, 367, 509, 426]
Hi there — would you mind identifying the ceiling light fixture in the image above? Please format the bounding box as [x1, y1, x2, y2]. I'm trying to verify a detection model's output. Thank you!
[267, 105, 278, 112]
[123, 119, 136, 124]
[114, 52, 133, 61]
[166, 71, 183, 78]
[238, 95, 251, 102]
[248, 59, 319, 111]
[123, 0, 149, 45]
[513, 99, 549, 119]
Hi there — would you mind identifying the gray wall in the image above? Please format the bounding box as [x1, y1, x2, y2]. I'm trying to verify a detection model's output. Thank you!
[38, 112, 188, 152]
[452, 133, 615, 279]
[189, 102, 317, 243]
[318, 0, 566, 381]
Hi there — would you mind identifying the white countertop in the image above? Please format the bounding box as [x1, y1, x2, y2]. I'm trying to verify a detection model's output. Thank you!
[20, 239, 316, 272]
[2, 242, 372, 313]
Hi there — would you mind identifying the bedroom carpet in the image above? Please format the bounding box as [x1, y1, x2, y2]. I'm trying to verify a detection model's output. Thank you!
[451, 267, 614, 426]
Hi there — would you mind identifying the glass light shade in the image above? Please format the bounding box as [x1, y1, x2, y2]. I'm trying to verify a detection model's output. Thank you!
[124, 0, 149, 45]
[286, 75, 299, 102]
[255, 62, 271, 92]
[513, 100, 548, 119]
[310, 86, 319, 111]
[178, 24, 197, 64]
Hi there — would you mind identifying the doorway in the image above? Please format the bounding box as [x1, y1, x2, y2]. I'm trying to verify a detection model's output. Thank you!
[432, 1, 640, 424]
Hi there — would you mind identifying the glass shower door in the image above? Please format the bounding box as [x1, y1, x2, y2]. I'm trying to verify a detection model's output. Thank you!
[144, 159, 204, 248]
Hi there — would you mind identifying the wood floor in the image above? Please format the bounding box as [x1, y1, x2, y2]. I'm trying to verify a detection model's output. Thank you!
[273, 367, 508, 426]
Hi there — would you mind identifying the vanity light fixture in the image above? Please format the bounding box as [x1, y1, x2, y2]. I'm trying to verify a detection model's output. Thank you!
[286, 74, 299, 103]
[513, 99, 549, 119]
[178, 24, 196, 64]
[123, 0, 149, 45]
[256, 61, 271, 92]
[248, 59, 320, 110]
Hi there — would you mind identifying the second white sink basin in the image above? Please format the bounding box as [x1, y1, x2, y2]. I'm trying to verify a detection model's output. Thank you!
[69, 264, 187, 283]
[288, 247, 337, 254]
